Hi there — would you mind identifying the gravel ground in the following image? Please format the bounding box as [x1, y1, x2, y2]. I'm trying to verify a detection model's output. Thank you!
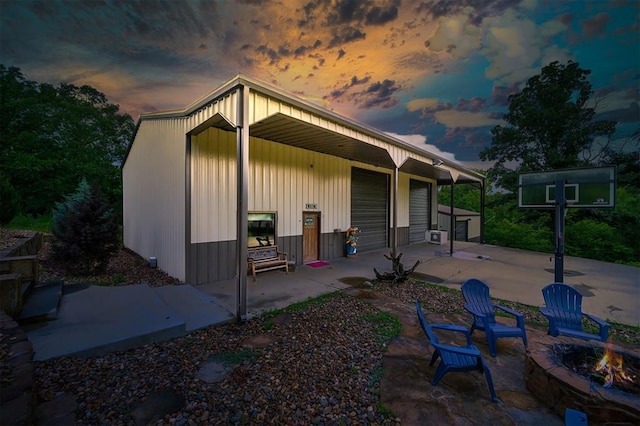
[2, 229, 638, 425]
[38, 241, 181, 288]
[36, 294, 396, 425]
[0, 228, 35, 251]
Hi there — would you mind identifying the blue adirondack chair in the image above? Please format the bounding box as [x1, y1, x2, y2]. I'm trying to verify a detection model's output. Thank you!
[461, 278, 528, 357]
[540, 283, 610, 342]
[415, 300, 498, 402]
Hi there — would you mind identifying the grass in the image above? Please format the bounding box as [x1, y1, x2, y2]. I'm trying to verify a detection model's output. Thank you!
[208, 348, 257, 365]
[376, 402, 395, 419]
[5, 214, 53, 233]
[363, 311, 402, 345]
[261, 291, 340, 319]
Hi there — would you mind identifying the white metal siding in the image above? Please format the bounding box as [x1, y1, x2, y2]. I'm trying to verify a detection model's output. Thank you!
[123, 118, 186, 280]
[249, 137, 351, 238]
[190, 127, 237, 243]
[397, 173, 410, 227]
[190, 133, 354, 245]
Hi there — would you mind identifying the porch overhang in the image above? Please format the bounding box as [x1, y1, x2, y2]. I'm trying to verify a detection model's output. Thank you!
[249, 113, 396, 169]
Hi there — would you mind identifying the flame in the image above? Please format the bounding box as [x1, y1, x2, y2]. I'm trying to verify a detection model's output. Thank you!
[593, 340, 634, 388]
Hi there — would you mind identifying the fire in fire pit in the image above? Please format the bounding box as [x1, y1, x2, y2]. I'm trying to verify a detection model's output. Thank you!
[554, 343, 639, 394]
[594, 341, 636, 388]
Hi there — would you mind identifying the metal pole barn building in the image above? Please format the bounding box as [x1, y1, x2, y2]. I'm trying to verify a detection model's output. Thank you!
[122, 74, 485, 319]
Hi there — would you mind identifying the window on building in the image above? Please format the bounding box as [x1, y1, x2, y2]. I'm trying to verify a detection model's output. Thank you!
[248, 212, 276, 248]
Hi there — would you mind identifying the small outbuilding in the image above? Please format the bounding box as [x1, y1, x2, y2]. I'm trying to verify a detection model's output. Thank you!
[437, 205, 482, 242]
[122, 74, 484, 318]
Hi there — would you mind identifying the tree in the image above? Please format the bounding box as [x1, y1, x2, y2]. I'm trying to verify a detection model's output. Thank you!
[51, 178, 120, 274]
[480, 61, 617, 193]
[0, 65, 135, 221]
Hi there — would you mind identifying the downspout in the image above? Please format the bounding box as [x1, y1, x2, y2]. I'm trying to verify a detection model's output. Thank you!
[236, 85, 249, 321]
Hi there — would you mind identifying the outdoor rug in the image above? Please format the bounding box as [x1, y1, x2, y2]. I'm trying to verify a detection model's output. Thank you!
[307, 261, 330, 268]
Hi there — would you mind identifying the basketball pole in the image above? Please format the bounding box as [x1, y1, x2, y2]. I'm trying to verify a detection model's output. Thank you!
[554, 179, 566, 283]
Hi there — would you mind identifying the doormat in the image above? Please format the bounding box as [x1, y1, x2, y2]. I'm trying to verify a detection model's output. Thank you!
[307, 261, 330, 268]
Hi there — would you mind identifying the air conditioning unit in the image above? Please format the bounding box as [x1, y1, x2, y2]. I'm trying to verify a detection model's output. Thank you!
[427, 230, 448, 245]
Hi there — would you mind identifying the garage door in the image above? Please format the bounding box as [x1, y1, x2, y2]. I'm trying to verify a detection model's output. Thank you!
[351, 167, 388, 252]
[455, 220, 468, 241]
[409, 179, 431, 243]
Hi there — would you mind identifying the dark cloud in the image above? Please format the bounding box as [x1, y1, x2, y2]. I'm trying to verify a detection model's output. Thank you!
[325, 76, 399, 109]
[255, 39, 324, 64]
[486, 111, 504, 120]
[300, 0, 398, 47]
[557, 13, 574, 26]
[414, 0, 523, 25]
[333, 0, 362, 23]
[457, 97, 486, 112]
[278, 45, 291, 57]
[581, 12, 610, 37]
[28, 0, 62, 20]
[284, 40, 323, 58]
[357, 79, 400, 109]
[490, 83, 520, 107]
[594, 86, 617, 97]
[328, 26, 367, 48]
[365, 3, 399, 25]
[612, 20, 639, 36]
[326, 75, 372, 99]
[596, 102, 639, 123]
[440, 127, 494, 160]
[350, 75, 371, 86]
[395, 52, 442, 71]
[256, 45, 278, 64]
[624, 86, 640, 102]
[308, 53, 325, 68]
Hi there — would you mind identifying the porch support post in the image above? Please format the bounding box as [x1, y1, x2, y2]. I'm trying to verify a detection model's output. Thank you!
[391, 166, 398, 256]
[449, 181, 455, 256]
[236, 85, 249, 321]
[480, 178, 486, 243]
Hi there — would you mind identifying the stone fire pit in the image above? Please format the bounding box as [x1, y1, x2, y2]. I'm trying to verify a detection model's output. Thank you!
[525, 340, 640, 424]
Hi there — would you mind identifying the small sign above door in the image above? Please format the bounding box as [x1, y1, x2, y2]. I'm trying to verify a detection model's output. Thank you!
[305, 203, 318, 209]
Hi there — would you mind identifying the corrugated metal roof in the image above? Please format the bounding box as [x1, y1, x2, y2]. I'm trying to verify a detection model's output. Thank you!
[126, 73, 485, 185]
[438, 204, 481, 216]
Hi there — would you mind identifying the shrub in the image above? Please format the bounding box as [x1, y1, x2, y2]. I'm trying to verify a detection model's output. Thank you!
[0, 174, 20, 224]
[565, 218, 634, 263]
[6, 214, 53, 232]
[51, 178, 120, 274]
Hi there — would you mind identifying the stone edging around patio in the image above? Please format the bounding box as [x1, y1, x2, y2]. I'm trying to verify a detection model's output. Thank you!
[1, 311, 78, 425]
[525, 339, 640, 424]
[0, 310, 36, 425]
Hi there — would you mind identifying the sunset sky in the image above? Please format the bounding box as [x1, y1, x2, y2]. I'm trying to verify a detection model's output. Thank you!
[1, 0, 638, 168]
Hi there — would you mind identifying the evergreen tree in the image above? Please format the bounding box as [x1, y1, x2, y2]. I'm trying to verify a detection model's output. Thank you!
[52, 178, 120, 274]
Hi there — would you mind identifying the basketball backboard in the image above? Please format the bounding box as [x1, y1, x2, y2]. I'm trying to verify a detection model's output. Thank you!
[518, 166, 616, 208]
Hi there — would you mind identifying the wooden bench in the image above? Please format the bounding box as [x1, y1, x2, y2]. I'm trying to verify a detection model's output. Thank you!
[247, 246, 288, 281]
